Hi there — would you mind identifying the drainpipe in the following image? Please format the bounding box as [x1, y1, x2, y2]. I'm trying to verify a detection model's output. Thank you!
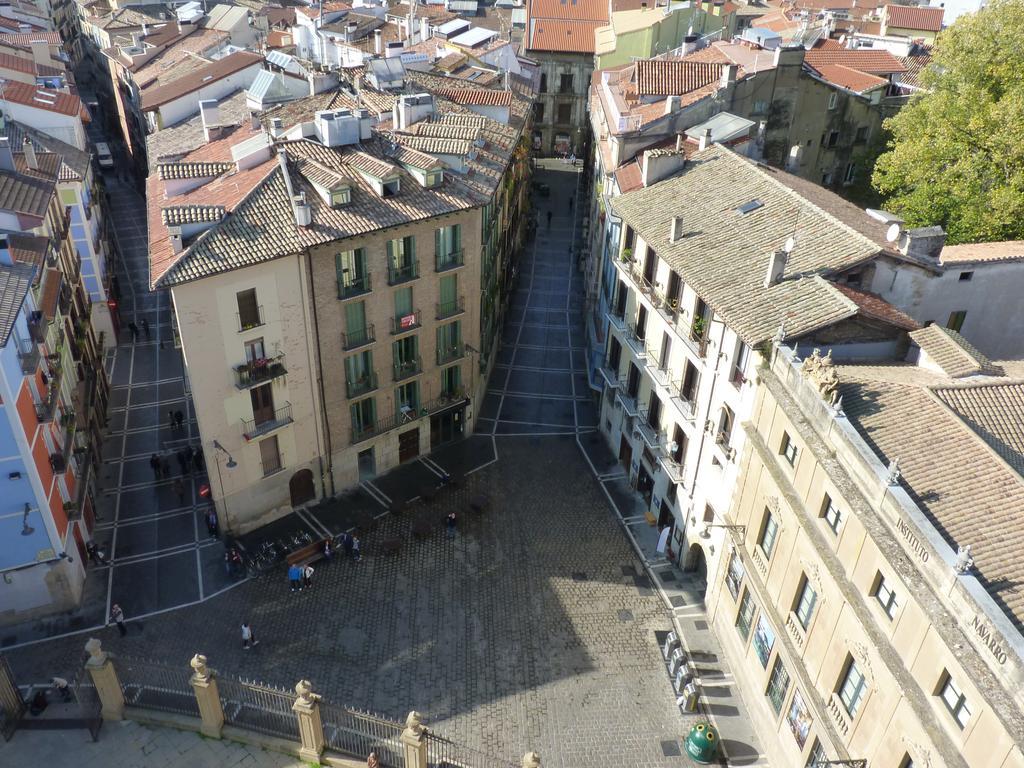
[301, 248, 335, 499]
[685, 314, 729, 522]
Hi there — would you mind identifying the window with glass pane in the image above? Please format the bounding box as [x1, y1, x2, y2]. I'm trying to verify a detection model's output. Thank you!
[805, 740, 827, 768]
[725, 550, 744, 600]
[394, 286, 413, 320]
[259, 435, 281, 475]
[794, 575, 817, 629]
[393, 335, 419, 379]
[438, 273, 459, 317]
[236, 289, 261, 329]
[735, 589, 756, 641]
[437, 320, 461, 359]
[435, 224, 462, 268]
[899, 754, 915, 768]
[344, 301, 369, 347]
[939, 674, 971, 728]
[780, 432, 797, 465]
[442, 365, 461, 396]
[766, 657, 791, 714]
[336, 249, 368, 295]
[873, 573, 899, 620]
[351, 397, 376, 433]
[396, 380, 419, 416]
[821, 494, 842, 533]
[758, 511, 779, 558]
[345, 350, 373, 385]
[388, 236, 415, 268]
[838, 658, 868, 717]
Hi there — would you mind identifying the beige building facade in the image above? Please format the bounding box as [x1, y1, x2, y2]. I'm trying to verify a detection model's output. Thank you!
[704, 343, 1024, 768]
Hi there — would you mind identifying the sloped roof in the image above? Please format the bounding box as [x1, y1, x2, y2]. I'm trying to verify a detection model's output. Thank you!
[529, 0, 608, 19]
[809, 63, 888, 93]
[434, 87, 512, 106]
[527, 19, 603, 53]
[634, 60, 721, 97]
[910, 325, 1002, 378]
[939, 240, 1024, 265]
[141, 51, 262, 110]
[1, 120, 90, 182]
[0, 81, 89, 119]
[0, 167, 53, 217]
[884, 3, 944, 32]
[804, 48, 906, 75]
[833, 283, 920, 330]
[0, 261, 34, 346]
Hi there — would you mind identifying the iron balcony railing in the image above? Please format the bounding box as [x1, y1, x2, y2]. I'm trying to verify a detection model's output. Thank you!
[671, 384, 698, 420]
[233, 353, 287, 389]
[390, 310, 421, 334]
[392, 356, 422, 382]
[242, 402, 293, 440]
[350, 392, 469, 445]
[435, 249, 464, 272]
[345, 370, 379, 399]
[337, 273, 371, 300]
[597, 358, 620, 389]
[607, 306, 627, 332]
[236, 305, 264, 332]
[623, 321, 647, 357]
[636, 409, 662, 449]
[28, 311, 47, 343]
[387, 260, 419, 285]
[341, 324, 375, 351]
[35, 382, 60, 423]
[17, 339, 39, 374]
[435, 296, 465, 320]
[661, 454, 686, 484]
[616, 378, 639, 416]
[436, 342, 464, 366]
[49, 451, 67, 474]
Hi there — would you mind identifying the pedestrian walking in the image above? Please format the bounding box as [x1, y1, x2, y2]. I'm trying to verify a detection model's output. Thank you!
[194, 449, 205, 473]
[168, 410, 176, 432]
[206, 509, 219, 538]
[302, 564, 314, 589]
[446, 510, 457, 539]
[183, 445, 194, 472]
[569, 152, 576, 166]
[546, 210, 552, 228]
[241, 622, 259, 649]
[176, 449, 188, 476]
[149, 453, 160, 479]
[160, 456, 171, 479]
[323, 539, 334, 560]
[352, 535, 362, 562]
[367, 752, 380, 768]
[341, 532, 353, 558]
[86, 540, 109, 566]
[141, 318, 150, 339]
[127, 322, 138, 341]
[173, 477, 185, 505]
[174, 410, 185, 430]
[110, 603, 126, 637]
[288, 564, 302, 592]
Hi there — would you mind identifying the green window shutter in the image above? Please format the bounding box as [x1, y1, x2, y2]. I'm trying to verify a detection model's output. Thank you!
[435, 227, 442, 258]
[392, 340, 402, 368]
[344, 355, 357, 383]
[452, 224, 461, 252]
[345, 301, 366, 333]
[406, 236, 415, 262]
[394, 286, 413, 317]
[350, 402, 360, 428]
[452, 320, 461, 345]
[368, 397, 376, 423]
[387, 239, 396, 267]
[440, 274, 456, 306]
[353, 248, 365, 278]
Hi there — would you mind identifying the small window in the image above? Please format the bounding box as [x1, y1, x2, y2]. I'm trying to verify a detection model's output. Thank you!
[559, 72, 573, 93]
[259, 434, 282, 476]
[958, 271, 974, 282]
[947, 310, 967, 332]
[838, 657, 868, 717]
[731, 341, 750, 386]
[821, 170, 834, 186]
[758, 510, 779, 559]
[938, 674, 971, 729]
[532, 101, 544, 123]
[854, 125, 869, 143]
[766, 656, 791, 714]
[873, 573, 899, 620]
[821, 494, 842, 533]
[556, 102, 572, 124]
[826, 130, 840, 148]
[753, 99, 769, 114]
[236, 288, 261, 331]
[793, 575, 817, 629]
[725, 550, 745, 600]
[805, 740, 828, 767]
[843, 162, 856, 185]
[780, 432, 798, 466]
[827, 92, 838, 110]
[735, 588, 756, 641]
[899, 754, 916, 768]
[736, 199, 764, 215]
[539, 72, 548, 93]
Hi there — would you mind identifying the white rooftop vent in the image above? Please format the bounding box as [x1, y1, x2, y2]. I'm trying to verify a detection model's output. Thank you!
[315, 109, 362, 147]
[393, 93, 434, 130]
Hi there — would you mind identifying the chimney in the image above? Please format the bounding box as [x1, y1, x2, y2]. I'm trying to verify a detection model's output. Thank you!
[131, 32, 142, 49]
[640, 149, 686, 187]
[250, 112, 260, 131]
[675, 133, 683, 152]
[374, 28, 382, 54]
[421, 20, 431, 43]
[22, 137, 37, 170]
[764, 249, 788, 287]
[720, 63, 737, 89]
[346, 21, 358, 41]
[663, 95, 680, 115]
[168, 225, 183, 254]
[898, 226, 946, 261]
[141, 22, 149, 36]
[669, 216, 684, 243]
[293, 191, 312, 227]
[30, 39, 49, 67]
[0, 138, 14, 172]
[698, 127, 713, 152]
[199, 100, 220, 142]
[270, 117, 284, 138]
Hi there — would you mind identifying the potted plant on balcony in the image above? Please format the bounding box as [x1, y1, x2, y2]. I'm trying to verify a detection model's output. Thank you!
[620, 248, 633, 263]
[691, 315, 707, 341]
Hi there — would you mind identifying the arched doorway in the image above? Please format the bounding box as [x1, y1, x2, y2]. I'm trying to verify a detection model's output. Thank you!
[289, 469, 315, 508]
[684, 543, 709, 597]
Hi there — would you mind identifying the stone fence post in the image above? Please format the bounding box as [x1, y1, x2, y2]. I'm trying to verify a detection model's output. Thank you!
[292, 679, 325, 763]
[84, 638, 124, 721]
[400, 711, 428, 768]
[523, 751, 541, 768]
[189, 654, 224, 738]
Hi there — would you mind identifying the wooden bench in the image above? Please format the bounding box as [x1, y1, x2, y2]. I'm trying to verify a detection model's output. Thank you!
[286, 540, 325, 569]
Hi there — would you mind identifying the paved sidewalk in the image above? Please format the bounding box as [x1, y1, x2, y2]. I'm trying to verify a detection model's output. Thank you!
[0, 719, 309, 768]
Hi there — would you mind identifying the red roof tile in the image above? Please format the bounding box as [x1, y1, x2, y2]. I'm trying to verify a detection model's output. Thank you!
[804, 48, 907, 75]
[527, 19, 603, 53]
[435, 87, 513, 106]
[529, 0, 608, 21]
[810, 63, 889, 93]
[834, 283, 921, 331]
[614, 160, 643, 194]
[141, 51, 262, 111]
[0, 80, 88, 119]
[634, 60, 721, 97]
[884, 4, 944, 32]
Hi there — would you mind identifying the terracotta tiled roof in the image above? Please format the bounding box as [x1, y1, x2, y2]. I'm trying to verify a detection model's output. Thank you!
[157, 161, 235, 180]
[266, 30, 293, 49]
[389, 144, 444, 171]
[939, 240, 1024, 264]
[529, 0, 608, 20]
[397, 135, 473, 156]
[527, 19, 603, 53]
[344, 149, 398, 179]
[141, 51, 262, 111]
[8, 232, 48, 274]
[804, 48, 906, 75]
[161, 205, 226, 225]
[613, 159, 642, 194]
[408, 122, 479, 141]
[437, 112, 488, 128]
[296, 2, 351, 19]
[634, 60, 721, 97]
[0, 81, 88, 119]
[435, 87, 512, 106]
[884, 3, 944, 32]
[389, 2, 457, 22]
[810, 63, 889, 93]
[0, 168, 52, 217]
[38, 265, 61, 319]
[0, 32, 60, 47]
[910, 325, 1001, 378]
[0, 51, 62, 78]
[896, 50, 932, 90]
[833, 283, 921, 330]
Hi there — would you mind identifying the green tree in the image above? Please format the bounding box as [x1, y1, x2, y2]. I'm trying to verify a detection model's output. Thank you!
[872, 0, 1024, 244]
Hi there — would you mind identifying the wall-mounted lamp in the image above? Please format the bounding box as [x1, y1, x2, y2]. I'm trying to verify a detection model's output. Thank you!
[212, 440, 237, 469]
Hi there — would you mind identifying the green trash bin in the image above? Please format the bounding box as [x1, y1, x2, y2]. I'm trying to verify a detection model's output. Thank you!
[684, 721, 719, 764]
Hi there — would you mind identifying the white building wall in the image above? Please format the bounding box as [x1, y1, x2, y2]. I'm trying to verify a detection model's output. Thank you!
[149, 63, 263, 129]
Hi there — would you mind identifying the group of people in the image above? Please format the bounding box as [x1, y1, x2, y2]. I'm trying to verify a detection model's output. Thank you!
[148, 445, 203, 480]
[286, 533, 362, 592]
[167, 410, 188, 433]
[126, 319, 149, 341]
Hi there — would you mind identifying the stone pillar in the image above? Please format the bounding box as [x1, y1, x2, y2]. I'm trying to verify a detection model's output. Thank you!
[523, 753, 541, 768]
[400, 711, 428, 768]
[189, 654, 224, 738]
[292, 679, 324, 763]
[84, 638, 124, 721]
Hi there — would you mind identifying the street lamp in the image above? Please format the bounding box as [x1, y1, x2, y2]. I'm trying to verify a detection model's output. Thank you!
[700, 523, 746, 539]
[212, 440, 237, 468]
[210, 440, 237, 532]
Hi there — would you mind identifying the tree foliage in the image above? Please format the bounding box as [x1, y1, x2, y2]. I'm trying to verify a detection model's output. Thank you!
[872, 0, 1024, 244]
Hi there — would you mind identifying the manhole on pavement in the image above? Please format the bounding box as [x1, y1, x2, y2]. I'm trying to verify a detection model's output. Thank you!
[660, 739, 682, 757]
[571, 572, 587, 582]
[617, 609, 633, 622]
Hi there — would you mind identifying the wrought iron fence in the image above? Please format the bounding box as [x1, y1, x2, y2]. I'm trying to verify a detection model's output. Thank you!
[118, 657, 199, 718]
[426, 731, 520, 768]
[320, 702, 404, 766]
[73, 665, 102, 741]
[0, 655, 24, 742]
[217, 676, 297, 740]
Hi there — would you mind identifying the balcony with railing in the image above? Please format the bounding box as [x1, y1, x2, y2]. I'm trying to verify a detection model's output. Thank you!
[350, 391, 470, 445]
[597, 357, 620, 389]
[435, 249, 464, 272]
[387, 260, 419, 286]
[660, 453, 686, 484]
[623, 322, 647, 358]
[616, 378, 639, 416]
[646, 347, 672, 388]
[242, 402, 293, 441]
[337, 273, 371, 300]
[236, 305, 265, 333]
[28, 311, 47, 343]
[436, 342, 464, 366]
[390, 310, 421, 335]
[17, 339, 40, 374]
[393, 356, 422, 382]
[345, 370, 379, 400]
[670, 382, 698, 420]
[636, 409, 662, 449]
[35, 381, 60, 423]
[49, 451, 67, 474]
[233, 353, 287, 389]
[342, 324, 375, 351]
[715, 429, 735, 460]
[607, 305, 627, 333]
[435, 297, 465, 321]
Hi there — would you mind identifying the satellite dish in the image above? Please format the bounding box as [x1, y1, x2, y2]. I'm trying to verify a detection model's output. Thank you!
[886, 223, 901, 243]
[784, 235, 796, 253]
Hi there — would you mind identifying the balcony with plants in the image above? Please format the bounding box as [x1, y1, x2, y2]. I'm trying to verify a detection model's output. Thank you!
[233, 353, 287, 389]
